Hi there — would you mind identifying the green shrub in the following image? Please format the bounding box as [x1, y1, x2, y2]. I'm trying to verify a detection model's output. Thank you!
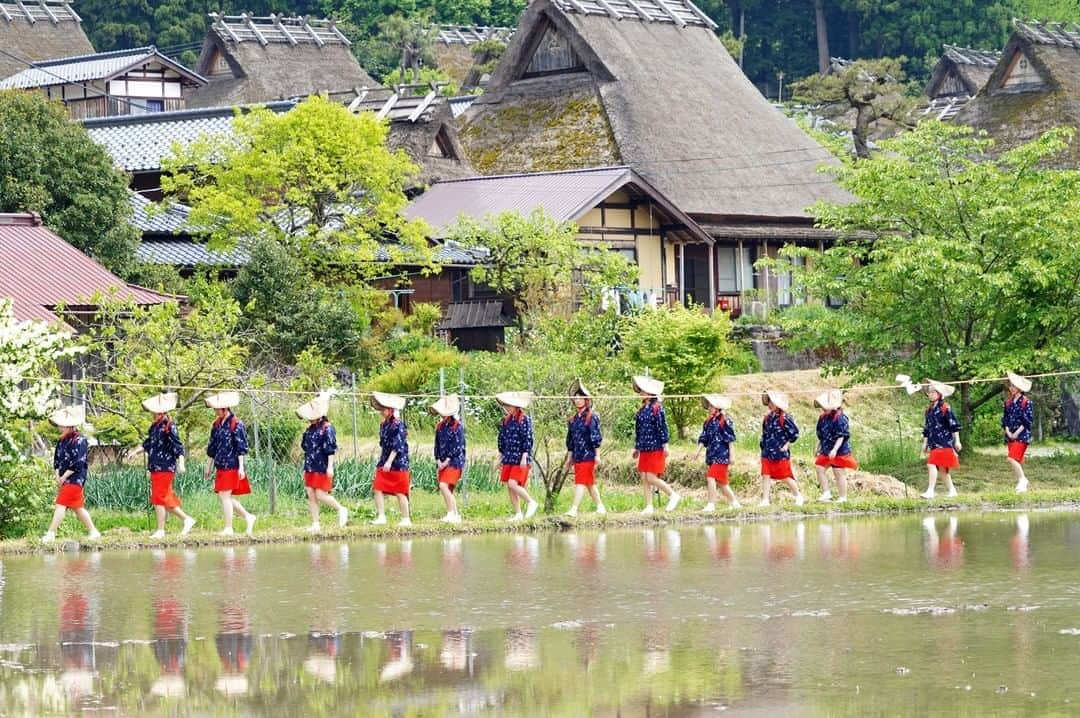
[0, 458, 57, 537]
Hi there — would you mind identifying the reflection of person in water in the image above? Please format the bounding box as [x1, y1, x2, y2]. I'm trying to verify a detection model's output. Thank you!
[818, 523, 859, 562]
[440, 629, 471, 673]
[704, 525, 739, 562]
[58, 558, 97, 702]
[504, 627, 539, 672]
[923, 516, 964, 567]
[761, 523, 805, 562]
[380, 630, 415, 682]
[1011, 514, 1031, 572]
[216, 548, 254, 696]
[305, 544, 346, 684]
[643, 529, 681, 567]
[376, 540, 414, 570]
[505, 535, 540, 571]
[151, 552, 188, 698]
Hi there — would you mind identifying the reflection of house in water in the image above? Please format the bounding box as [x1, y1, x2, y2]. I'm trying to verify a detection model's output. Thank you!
[460, 0, 850, 311]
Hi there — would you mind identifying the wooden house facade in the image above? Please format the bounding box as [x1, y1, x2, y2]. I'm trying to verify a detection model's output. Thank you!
[921, 45, 1001, 121]
[0, 46, 207, 119]
[460, 0, 850, 312]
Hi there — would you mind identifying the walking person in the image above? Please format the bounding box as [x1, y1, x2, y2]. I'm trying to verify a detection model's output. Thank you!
[565, 379, 606, 517]
[142, 392, 196, 538]
[496, 391, 539, 521]
[1004, 372, 1034, 493]
[920, 379, 962, 499]
[203, 392, 256, 536]
[633, 375, 680, 514]
[371, 392, 412, 527]
[297, 393, 348, 532]
[697, 394, 739, 511]
[813, 389, 857, 503]
[42, 406, 100, 543]
[431, 394, 465, 524]
[759, 390, 804, 507]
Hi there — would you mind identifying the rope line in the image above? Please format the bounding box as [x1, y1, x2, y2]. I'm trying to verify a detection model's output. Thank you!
[22, 368, 1080, 404]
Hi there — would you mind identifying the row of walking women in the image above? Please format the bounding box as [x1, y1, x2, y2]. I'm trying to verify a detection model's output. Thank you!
[40, 371, 1036, 541]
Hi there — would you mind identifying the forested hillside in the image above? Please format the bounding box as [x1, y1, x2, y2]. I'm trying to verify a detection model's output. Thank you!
[76, 0, 1080, 90]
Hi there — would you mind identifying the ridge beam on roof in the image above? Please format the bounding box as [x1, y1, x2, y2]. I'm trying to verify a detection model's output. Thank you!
[684, 0, 717, 28]
[566, 0, 592, 15]
[300, 16, 325, 48]
[347, 86, 370, 111]
[623, 0, 653, 21]
[595, 0, 624, 19]
[211, 12, 242, 43]
[376, 90, 399, 119]
[328, 19, 351, 46]
[62, 0, 78, 21]
[15, 0, 34, 23]
[656, 1, 687, 27]
[37, 0, 58, 24]
[271, 13, 298, 46]
[243, 13, 269, 46]
[0, 5, 11, 21]
[408, 87, 438, 122]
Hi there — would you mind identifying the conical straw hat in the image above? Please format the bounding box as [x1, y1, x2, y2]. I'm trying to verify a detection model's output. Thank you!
[924, 379, 955, 398]
[632, 375, 664, 397]
[762, 389, 789, 411]
[1006, 371, 1032, 393]
[142, 392, 177, 414]
[204, 391, 240, 410]
[429, 394, 461, 417]
[49, 405, 85, 428]
[495, 391, 533, 409]
[370, 391, 406, 412]
[296, 394, 330, 421]
[814, 389, 843, 411]
[701, 394, 732, 411]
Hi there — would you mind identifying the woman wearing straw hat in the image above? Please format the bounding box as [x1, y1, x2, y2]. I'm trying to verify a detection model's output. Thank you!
[41, 406, 101, 542]
[813, 389, 857, 503]
[203, 392, 256, 536]
[920, 379, 962, 499]
[298, 393, 348, 532]
[431, 394, 466, 524]
[371, 392, 412, 526]
[759, 390, 804, 507]
[142, 392, 196, 538]
[1003, 372, 1034, 493]
[633, 375, 680, 514]
[697, 394, 739, 511]
[565, 379, 606, 517]
[496, 391, 540, 521]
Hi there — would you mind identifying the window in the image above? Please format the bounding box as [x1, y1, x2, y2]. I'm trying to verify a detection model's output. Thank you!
[524, 23, 583, 77]
[145, 99, 164, 113]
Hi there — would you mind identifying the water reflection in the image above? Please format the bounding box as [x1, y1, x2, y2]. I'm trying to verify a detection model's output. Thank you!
[380, 630, 414, 682]
[150, 551, 187, 698]
[1012, 514, 1031, 572]
[216, 547, 255, 696]
[923, 515, 965, 568]
[59, 557, 97, 703]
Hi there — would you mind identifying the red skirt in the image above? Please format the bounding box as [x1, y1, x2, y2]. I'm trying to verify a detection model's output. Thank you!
[438, 467, 462, 488]
[761, 458, 794, 480]
[374, 468, 411, 496]
[500, 464, 530, 485]
[150, 471, 181, 508]
[815, 454, 859, 469]
[56, 483, 85, 509]
[573, 461, 596, 486]
[637, 450, 666, 475]
[707, 464, 730, 485]
[927, 448, 959, 469]
[215, 468, 251, 496]
[304, 471, 332, 492]
[1007, 441, 1028, 463]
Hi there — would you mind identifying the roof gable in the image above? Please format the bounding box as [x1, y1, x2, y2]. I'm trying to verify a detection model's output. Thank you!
[925, 44, 1001, 98]
[0, 46, 206, 90]
[997, 48, 1048, 91]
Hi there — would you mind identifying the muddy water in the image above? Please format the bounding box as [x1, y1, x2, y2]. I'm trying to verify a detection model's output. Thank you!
[1, 512, 1078, 716]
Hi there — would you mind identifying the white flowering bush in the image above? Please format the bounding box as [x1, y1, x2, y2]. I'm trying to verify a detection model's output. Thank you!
[0, 299, 85, 462]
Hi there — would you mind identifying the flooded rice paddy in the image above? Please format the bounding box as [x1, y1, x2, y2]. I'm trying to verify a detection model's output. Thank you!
[2, 511, 1080, 716]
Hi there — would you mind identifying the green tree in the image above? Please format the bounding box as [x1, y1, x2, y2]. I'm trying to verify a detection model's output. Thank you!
[791, 57, 915, 159]
[780, 122, 1080, 432]
[81, 285, 250, 453]
[622, 305, 748, 439]
[450, 208, 638, 330]
[0, 90, 139, 275]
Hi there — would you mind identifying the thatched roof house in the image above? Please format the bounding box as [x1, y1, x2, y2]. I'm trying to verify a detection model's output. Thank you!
[187, 13, 378, 108]
[462, 0, 847, 222]
[954, 20, 1080, 167]
[0, 1, 93, 79]
[433, 25, 514, 89]
[918, 45, 1002, 121]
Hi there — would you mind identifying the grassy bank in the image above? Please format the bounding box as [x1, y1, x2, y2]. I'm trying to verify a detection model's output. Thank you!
[4, 448, 1079, 555]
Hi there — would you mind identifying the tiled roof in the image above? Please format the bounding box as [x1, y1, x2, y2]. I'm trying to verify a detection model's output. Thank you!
[437, 25, 513, 44]
[137, 240, 248, 267]
[209, 13, 350, 46]
[83, 102, 295, 172]
[0, 213, 172, 323]
[448, 94, 478, 118]
[552, 0, 716, 28]
[128, 192, 192, 234]
[0, 1, 80, 24]
[942, 44, 1001, 67]
[0, 46, 205, 89]
[439, 299, 511, 329]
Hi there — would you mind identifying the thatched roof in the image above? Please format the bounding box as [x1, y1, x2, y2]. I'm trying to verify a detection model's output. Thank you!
[0, 1, 94, 79]
[187, 13, 378, 108]
[926, 45, 1001, 99]
[462, 0, 847, 221]
[954, 20, 1080, 167]
[324, 85, 476, 187]
[433, 25, 514, 88]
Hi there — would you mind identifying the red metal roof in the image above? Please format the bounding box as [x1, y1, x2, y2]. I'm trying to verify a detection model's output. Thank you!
[0, 213, 173, 324]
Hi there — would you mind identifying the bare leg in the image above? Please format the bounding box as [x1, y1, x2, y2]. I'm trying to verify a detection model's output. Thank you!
[759, 476, 771, 506]
[922, 465, 938, 498]
[648, 474, 675, 497]
[439, 484, 459, 517]
[815, 465, 830, 495]
[1008, 458, 1028, 491]
[316, 489, 344, 512]
[397, 494, 410, 522]
[168, 506, 191, 522]
[306, 486, 320, 525]
[510, 481, 538, 518]
[374, 490, 386, 520]
[833, 468, 848, 500]
[507, 484, 520, 515]
[155, 505, 168, 532]
[219, 491, 234, 531]
[942, 470, 956, 496]
[720, 484, 739, 506]
[46, 505, 66, 534]
[705, 477, 718, 504]
[640, 475, 653, 512]
[74, 508, 98, 534]
[587, 485, 604, 510]
[783, 478, 804, 504]
[568, 484, 586, 514]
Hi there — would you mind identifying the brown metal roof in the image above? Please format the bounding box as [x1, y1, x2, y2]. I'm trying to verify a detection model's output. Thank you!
[439, 299, 512, 329]
[0, 213, 173, 324]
